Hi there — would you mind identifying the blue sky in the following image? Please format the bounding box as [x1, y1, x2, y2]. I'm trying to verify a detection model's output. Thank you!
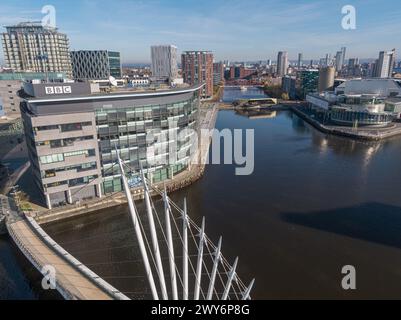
[0, 0, 400, 64]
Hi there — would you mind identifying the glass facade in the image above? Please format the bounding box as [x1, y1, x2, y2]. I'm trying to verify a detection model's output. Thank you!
[108, 51, 122, 78]
[331, 107, 393, 126]
[95, 95, 199, 194]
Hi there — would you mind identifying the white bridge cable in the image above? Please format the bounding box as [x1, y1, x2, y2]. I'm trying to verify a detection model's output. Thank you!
[123, 164, 216, 300]
[38, 156, 253, 300]
[140, 164, 168, 300]
[145, 178, 245, 300]
[147, 180, 249, 299]
[117, 148, 159, 300]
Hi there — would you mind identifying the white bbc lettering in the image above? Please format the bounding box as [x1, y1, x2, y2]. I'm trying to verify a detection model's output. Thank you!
[45, 86, 72, 95]
[63, 86, 72, 94]
[45, 87, 54, 95]
[54, 86, 63, 94]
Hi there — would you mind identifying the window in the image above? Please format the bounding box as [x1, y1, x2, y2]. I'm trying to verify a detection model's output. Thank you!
[40, 153, 64, 164]
[36, 125, 59, 131]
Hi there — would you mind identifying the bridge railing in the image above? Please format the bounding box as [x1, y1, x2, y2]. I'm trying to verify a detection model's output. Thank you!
[6, 223, 78, 300]
[25, 216, 130, 300]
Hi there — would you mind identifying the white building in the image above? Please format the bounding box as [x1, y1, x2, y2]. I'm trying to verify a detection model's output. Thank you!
[276, 51, 288, 77]
[373, 50, 395, 78]
[151, 45, 178, 82]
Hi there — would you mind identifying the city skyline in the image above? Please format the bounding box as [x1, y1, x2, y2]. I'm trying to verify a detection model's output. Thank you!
[0, 0, 401, 64]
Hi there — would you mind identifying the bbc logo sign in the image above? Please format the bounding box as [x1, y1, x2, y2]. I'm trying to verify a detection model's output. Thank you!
[45, 86, 72, 95]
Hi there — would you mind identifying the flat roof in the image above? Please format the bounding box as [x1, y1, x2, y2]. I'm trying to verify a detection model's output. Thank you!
[22, 84, 204, 104]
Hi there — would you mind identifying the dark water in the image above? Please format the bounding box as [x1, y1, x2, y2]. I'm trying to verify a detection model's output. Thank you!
[3, 86, 401, 299]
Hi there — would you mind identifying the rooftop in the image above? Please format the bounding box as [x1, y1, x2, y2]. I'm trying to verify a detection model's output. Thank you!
[20, 81, 204, 103]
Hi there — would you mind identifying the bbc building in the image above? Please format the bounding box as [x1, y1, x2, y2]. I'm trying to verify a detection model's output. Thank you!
[19, 81, 201, 209]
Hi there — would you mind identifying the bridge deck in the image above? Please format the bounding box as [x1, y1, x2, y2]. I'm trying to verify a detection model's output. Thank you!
[8, 219, 113, 300]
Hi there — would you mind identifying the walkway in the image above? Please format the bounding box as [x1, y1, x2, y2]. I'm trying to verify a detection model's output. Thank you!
[2, 196, 126, 300]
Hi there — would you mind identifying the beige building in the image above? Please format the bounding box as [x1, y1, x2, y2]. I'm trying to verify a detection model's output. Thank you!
[0, 72, 65, 120]
[1, 22, 72, 78]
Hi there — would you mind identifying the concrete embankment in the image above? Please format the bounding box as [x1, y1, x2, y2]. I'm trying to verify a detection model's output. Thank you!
[291, 106, 401, 141]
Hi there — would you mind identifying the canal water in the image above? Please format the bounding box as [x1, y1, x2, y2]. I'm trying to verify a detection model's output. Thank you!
[2, 86, 401, 299]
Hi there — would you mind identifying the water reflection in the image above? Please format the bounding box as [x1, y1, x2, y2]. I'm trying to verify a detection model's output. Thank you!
[44, 109, 401, 299]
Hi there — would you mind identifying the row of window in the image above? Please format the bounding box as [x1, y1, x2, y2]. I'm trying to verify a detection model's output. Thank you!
[40, 149, 96, 164]
[36, 135, 94, 148]
[35, 121, 92, 133]
[42, 162, 98, 178]
[45, 175, 99, 189]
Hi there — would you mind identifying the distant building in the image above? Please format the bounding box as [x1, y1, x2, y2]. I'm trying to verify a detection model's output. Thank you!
[306, 78, 400, 127]
[213, 62, 224, 85]
[70, 50, 121, 80]
[151, 45, 178, 82]
[318, 66, 335, 92]
[297, 53, 303, 69]
[335, 51, 343, 72]
[1, 22, 72, 77]
[182, 51, 214, 99]
[341, 47, 346, 68]
[282, 75, 297, 99]
[335, 78, 401, 97]
[373, 49, 396, 78]
[299, 69, 319, 98]
[0, 72, 65, 119]
[277, 51, 288, 77]
[228, 66, 256, 80]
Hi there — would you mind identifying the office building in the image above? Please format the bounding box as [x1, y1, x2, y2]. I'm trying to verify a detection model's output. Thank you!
[318, 66, 335, 92]
[373, 50, 396, 78]
[181, 51, 213, 99]
[0, 72, 65, 119]
[299, 69, 319, 98]
[151, 45, 178, 82]
[70, 50, 122, 80]
[1, 22, 72, 77]
[277, 51, 288, 76]
[19, 81, 202, 209]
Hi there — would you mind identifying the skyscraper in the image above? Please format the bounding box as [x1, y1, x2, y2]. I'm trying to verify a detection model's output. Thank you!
[373, 49, 396, 78]
[1, 22, 72, 77]
[150, 45, 178, 82]
[277, 51, 288, 77]
[341, 47, 347, 67]
[297, 53, 303, 69]
[70, 50, 121, 80]
[335, 51, 343, 72]
[181, 51, 214, 99]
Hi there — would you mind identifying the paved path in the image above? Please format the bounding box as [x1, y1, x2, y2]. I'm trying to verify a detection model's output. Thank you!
[9, 220, 112, 300]
[8, 218, 114, 300]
